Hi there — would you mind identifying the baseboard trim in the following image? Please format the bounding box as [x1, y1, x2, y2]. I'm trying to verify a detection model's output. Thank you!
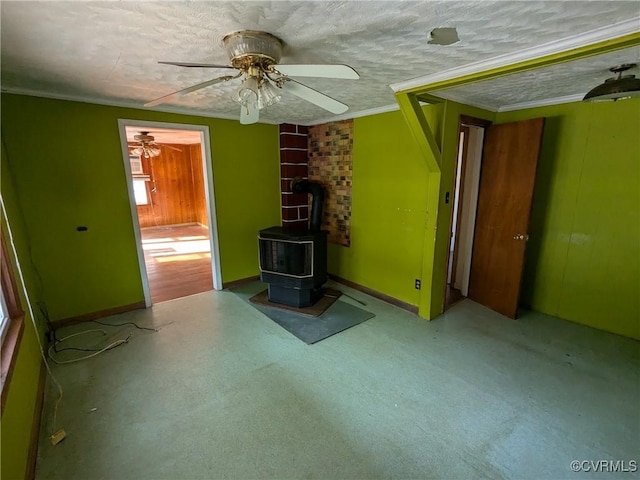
[25, 360, 47, 480]
[223, 275, 260, 290]
[329, 274, 419, 314]
[222, 274, 419, 314]
[53, 301, 146, 328]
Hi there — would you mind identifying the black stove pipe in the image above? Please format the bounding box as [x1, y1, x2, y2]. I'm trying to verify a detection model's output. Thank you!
[291, 178, 324, 231]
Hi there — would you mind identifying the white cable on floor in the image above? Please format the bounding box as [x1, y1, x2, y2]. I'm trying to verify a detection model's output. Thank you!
[0, 195, 64, 433]
[47, 330, 131, 365]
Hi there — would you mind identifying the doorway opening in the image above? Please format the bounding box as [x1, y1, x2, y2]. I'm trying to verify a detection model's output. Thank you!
[444, 116, 545, 317]
[444, 118, 487, 309]
[118, 120, 222, 306]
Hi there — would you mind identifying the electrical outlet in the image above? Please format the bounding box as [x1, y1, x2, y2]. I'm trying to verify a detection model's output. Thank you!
[415, 279, 421, 290]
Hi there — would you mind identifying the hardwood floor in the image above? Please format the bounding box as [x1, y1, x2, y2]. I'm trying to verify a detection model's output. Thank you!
[141, 224, 213, 304]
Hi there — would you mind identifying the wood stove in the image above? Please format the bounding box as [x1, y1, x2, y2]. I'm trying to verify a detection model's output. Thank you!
[258, 179, 328, 307]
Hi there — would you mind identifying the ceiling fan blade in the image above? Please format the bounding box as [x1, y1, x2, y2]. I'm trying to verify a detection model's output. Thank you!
[240, 104, 259, 125]
[159, 61, 234, 69]
[144, 76, 234, 108]
[282, 79, 349, 114]
[275, 64, 359, 80]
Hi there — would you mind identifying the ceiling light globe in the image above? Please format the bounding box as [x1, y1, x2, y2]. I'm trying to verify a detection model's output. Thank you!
[583, 64, 640, 102]
[257, 80, 282, 109]
[148, 146, 161, 157]
[583, 75, 640, 102]
[233, 76, 260, 107]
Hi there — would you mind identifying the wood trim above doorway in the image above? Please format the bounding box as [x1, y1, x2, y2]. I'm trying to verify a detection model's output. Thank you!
[459, 115, 492, 128]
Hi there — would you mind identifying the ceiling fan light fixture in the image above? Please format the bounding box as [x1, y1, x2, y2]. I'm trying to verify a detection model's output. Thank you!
[583, 64, 640, 102]
[131, 145, 161, 158]
[148, 30, 358, 124]
[233, 76, 260, 107]
[131, 131, 162, 158]
[257, 79, 282, 109]
[233, 76, 281, 110]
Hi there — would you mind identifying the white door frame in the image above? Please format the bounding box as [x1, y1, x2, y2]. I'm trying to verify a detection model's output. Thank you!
[453, 123, 485, 297]
[117, 119, 223, 307]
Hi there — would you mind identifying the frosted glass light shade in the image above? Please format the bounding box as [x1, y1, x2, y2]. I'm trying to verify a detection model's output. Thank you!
[257, 80, 282, 109]
[131, 145, 161, 158]
[233, 77, 260, 107]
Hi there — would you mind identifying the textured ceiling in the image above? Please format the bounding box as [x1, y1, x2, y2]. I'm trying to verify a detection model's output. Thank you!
[434, 46, 640, 110]
[1, 1, 639, 125]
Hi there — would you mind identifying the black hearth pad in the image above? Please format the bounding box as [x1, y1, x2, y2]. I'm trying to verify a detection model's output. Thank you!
[249, 289, 341, 317]
[231, 282, 375, 344]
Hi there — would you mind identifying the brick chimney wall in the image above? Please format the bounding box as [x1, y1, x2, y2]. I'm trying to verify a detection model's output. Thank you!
[279, 124, 309, 229]
[308, 120, 353, 246]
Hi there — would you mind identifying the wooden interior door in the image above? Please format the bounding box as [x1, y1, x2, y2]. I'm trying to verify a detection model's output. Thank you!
[468, 118, 545, 318]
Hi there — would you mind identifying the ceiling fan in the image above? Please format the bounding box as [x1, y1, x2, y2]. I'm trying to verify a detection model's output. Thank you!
[129, 131, 181, 158]
[144, 30, 360, 125]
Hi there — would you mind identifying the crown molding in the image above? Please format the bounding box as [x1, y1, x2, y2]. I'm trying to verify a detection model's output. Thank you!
[300, 103, 402, 126]
[390, 18, 640, 93]
[0, 87, 281, 124]
[431, 90, 586, 113]
[1, 86, 402, 127]
[427, 92, 498, 113]
[497, 93, 585, 112]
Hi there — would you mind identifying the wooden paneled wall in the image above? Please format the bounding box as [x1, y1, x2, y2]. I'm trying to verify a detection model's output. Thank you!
[132, 143, 207, 228]
[189, 144, 208, 227]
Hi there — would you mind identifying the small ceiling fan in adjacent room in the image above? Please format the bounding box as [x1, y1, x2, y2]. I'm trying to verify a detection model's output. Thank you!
[144, 30, 360, 124]
[129, 131, 181, 158]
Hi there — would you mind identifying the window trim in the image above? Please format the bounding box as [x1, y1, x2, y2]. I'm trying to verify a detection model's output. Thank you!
[1, 233, 26, 416]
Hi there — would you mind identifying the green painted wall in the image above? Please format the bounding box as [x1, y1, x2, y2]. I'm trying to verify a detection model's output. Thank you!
[327, 109, 432, 306]
[1, 324, 41, 480]
[394, 94, 638, 339]
[1, 147, 44, 480]
[496, 99, 640, 339]
[327, 103, 495, 312]
[1, 94, 280, 321]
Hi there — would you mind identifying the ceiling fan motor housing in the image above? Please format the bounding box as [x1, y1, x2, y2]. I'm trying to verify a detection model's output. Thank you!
[223, 30, 283, 70]
[134, 131, 156, 143]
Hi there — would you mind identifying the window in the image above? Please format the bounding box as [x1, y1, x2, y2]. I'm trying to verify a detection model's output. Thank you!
[133, 179, 149, 205]
[0, 287, 8, 344]
[1, 234, 26, 414]
[130, 155, 144, 175]
[130, 154, 151, 206]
